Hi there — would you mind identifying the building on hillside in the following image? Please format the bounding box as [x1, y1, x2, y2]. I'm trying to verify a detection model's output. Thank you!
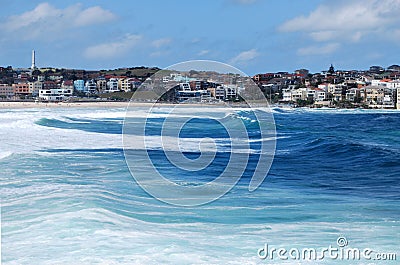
[29, 81, 43, 96]
[308, 88, 326, 102]
[43, 81, 58, 90]
[61, 80, 74, 90]
[295, 69, 309, 77]
[176, 89, 211, 102]
[119, 78, 133, 92]
[74, 80, 85, 92]
[281, 88, 292, 102]
[363, 86, 384, 106]
[224, 85, 238, 100]
[85, 79, 98, 94]
[175, 82, 213, 102]
[12, 83, 30, 97]
[0, 84, 14, 98]
[346, 88, 361, 102]
[97, 80, 107, 93]
[131, 78, 142, 90]
[291, 88, 308, 101]
[106, 78, 119, 92]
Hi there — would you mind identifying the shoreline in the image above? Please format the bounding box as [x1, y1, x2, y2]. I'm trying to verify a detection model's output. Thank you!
[0, 101, 130, 109]
[0, 101, 399, 110]
[0, 101, 257, 109]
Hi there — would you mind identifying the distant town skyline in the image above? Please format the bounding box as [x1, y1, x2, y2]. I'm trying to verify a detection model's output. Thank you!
[1, 0, 400, 75]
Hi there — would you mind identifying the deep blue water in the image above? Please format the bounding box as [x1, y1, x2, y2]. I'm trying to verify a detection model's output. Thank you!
[1, 107, 399, 264]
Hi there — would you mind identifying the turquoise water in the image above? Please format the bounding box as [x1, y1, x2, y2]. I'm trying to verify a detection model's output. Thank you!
[1, 107, 399, 264]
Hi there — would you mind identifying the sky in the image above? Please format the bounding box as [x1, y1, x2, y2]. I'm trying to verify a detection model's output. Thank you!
[1, 0, 400, 75]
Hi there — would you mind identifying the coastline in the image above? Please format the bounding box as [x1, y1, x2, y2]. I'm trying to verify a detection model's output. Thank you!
[0, 101, 253, 109]
[0, 101, 130, 109]
[0, 101, 398, 110]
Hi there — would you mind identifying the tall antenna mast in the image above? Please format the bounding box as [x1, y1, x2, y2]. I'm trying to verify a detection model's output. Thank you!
[31, 50, 36, 70]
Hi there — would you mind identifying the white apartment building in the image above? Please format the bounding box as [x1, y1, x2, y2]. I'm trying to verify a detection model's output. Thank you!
[371, 79, 400, 89]
[106, 78, 119, 92]
[39, 88, 73, 101]
[290, 88, 308, 101]
[85, 80, 98, 94]
[310, 88, 326, 101]
[29, 81, 43, 96]
[225, 85, 237, 99]
[397, 89, 400, 109]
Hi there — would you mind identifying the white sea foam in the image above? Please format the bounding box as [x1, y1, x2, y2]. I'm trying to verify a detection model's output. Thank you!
[0, 108, 123, 155]
[0, 107, 274, 156]
[0, 151, 13, 160]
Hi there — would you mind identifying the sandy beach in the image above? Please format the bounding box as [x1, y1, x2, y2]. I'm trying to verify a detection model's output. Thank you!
[0, 101, 131, 109]
[0, 101, 254, 109]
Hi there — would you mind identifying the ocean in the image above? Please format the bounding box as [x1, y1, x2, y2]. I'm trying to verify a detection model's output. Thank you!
[1, 106, 399, 264]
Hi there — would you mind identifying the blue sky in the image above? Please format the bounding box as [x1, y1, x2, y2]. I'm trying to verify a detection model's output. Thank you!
[1, 0, 399, 75]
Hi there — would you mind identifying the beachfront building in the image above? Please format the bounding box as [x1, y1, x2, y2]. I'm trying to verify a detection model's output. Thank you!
[314, 88, 326, 101]
[282, 88, 292, 102]
[363, 86, 384, 106]
[207, 85, 238, 101]
[291, 88, 308, 101]
[306, 88, 326, 102]
[397, 89, 400, 109]
[176, 89, 211, 102]
[119, 78, 140, 92]
[327, 84, 344, 101]
[74, 80, 85, 92]
[85, 80, 98, 94]
[213, 86, 226, 100]
[225, 85, 238, 100]
[119, 78, 130, 92]
[106, 78, 119, 92]
[346, 88, 361, 102]
[0, 84, 14, 98]
[12, 83, 30, 98]
[175, 82, 212, 102]
[38, 87, 73, 101]
[96, 79, 107, 93]
[28, 81, 43, 97]
[119, 78, 142, 92]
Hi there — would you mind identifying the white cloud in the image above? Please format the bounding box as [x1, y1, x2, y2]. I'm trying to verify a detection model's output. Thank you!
[74, 6, 116, 27]
[84, 34, 142, 59]
[150, 50, 170, 57]
[309, 31, 336, 42]
[151, 38, 172, 48]
[279, 0, 400, 42]
[198, 50, 210, 56]
[298, 43, 340, 56]
[229, 49, 259, 65]
[0, 2, 116, 40]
